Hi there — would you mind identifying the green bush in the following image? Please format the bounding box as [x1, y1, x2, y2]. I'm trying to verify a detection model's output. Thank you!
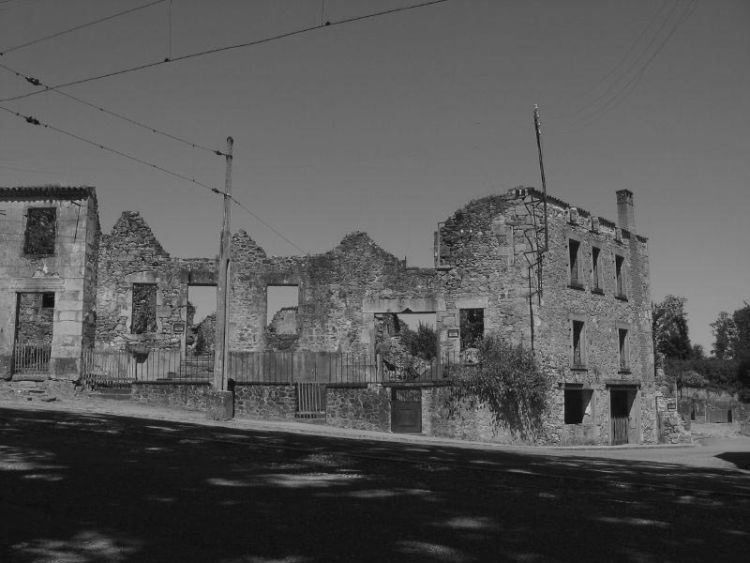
[451, 335, 550, 437]
[400, 322, 437, 361]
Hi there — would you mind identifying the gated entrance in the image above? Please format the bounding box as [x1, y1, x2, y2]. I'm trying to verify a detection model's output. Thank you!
[391, 387, 422, 433]
[13, 292, 54, 375]
[296, 382, 326, 419]
[610, 388, 633, 445]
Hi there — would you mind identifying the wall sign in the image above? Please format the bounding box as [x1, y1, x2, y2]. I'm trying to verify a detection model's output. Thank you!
[447, 329, 459, 338]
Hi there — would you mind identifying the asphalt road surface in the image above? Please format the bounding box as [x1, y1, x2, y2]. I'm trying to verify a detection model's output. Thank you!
[1, 405, 749, 562]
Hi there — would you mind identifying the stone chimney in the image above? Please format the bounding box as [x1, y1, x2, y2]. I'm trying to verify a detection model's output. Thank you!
[616, 189, 635, 231]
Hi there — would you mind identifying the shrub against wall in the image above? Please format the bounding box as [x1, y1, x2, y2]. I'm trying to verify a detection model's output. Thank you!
[450, 335, 551, 438]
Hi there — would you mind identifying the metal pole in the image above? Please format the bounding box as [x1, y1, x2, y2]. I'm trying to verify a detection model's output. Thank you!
[213, 136, 233, 391]
[533, 105, 549, 252]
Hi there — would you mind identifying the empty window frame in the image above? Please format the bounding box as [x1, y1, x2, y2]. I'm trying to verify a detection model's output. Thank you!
[564, 388, 593, 424]
[618, 328, 630, 372]
[266, 285, 299, 335]
[24, 207, 57, 256]
[591, 247, 602, 292]
[615, 255, 626, 299]
[568, 239, 582, 288]
[571, 320, 586, 369]
[459, 308, 484, 350]
[131, 283, 157, 334]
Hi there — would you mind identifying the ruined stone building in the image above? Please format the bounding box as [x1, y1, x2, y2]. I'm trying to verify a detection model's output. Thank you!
[0, 186, 99, 382]
[1, 184, 655, 445]
[227, 187, 655, 444]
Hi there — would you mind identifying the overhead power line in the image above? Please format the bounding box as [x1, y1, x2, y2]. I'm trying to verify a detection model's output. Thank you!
[576, 0, 697, 126]
[0, 104, 308, 254]
[0, 61, 227, 156]
[0, 0, 168, 56]
[229, 195, 307, 255]
[556, 0, 696, 127]
[0, 104, 223, 197]
[0, 0, 451, 103]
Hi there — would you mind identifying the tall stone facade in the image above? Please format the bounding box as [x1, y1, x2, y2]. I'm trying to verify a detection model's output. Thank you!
[435, 188, 655, 444]
[0, 186, 99, 381]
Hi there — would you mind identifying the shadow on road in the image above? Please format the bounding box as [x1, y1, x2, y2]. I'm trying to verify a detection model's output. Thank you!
[1, 406, 749, 562]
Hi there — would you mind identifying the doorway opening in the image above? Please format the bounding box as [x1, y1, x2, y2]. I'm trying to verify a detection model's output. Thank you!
[610, 388, 635, 445]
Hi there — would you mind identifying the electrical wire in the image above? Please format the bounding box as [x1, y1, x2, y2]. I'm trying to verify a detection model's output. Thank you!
[229, 195, 307, 255]
[576, 0, 696, 126]
[0, 0, 451, 103]
[0, 104, 223, 197]
[0, 62, 227, 156]
[570, 0, 687, 120]
[555, 0, 673, 119]
[0, 0, 168, 56]
[0, 104, 308, 255]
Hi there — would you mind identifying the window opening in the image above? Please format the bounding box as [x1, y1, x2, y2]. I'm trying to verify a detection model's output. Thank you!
[460, 308, 484, 351]
[266, 285, 299, 335]
[572, 320, 585, 368]
[615, 255, 626, 298]
[564, 388, 593, 424]
[592, 247, 601, 292]
[24, 207, 57, 255]
[568, 239, 581, 288]
[618, 328, 630, 371]
[131, 283, 157, 334]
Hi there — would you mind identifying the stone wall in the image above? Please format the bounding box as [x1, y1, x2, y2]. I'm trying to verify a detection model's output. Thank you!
[229, 230, 438, 354]
[131, 380, 210, 411]
[233, 383, 296, 420]
[326, 384, 391, 431]
[677, 386, 746, 423]
[657, 411, 692, 444]
[95, 211, 216, 353]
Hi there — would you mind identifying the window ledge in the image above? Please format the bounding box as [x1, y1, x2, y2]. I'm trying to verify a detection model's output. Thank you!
[570, 365, 588, 372]
[591, 288, 604, 295]
[568, 283, 585, 291]
[615, 294, 628, 302]
[618, 369, 632, 375]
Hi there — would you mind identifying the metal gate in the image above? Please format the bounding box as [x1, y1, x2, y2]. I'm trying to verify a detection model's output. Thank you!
[610, 390, 630, 445]
[296, 382, 326, 419]
[391, 388, 422, 433]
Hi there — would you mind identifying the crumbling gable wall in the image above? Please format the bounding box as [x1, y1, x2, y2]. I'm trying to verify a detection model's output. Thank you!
[229, 230, 439, 354]
[95, 211, 216, 352]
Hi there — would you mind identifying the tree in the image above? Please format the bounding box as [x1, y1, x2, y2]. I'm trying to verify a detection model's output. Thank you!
[732, 303, 750, 360]
[652, 295, 692, 362]
[691, 344, 706, 360]
[710, 311, 737, 360]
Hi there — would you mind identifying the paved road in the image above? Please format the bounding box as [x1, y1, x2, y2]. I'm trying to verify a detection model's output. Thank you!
[1, 404, 749, 562]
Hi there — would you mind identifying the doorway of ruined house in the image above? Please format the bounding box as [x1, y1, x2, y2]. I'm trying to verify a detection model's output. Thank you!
[185, 285, 217, 378]
[610, 388, 635, 445]
[13, 292, 55, 376]
[375, 311, 439, 381]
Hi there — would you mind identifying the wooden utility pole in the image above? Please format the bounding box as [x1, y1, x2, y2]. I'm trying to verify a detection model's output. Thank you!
[213, 136, 233, 393]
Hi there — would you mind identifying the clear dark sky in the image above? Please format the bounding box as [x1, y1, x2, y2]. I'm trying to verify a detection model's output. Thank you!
[1, 0, 748, 350]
